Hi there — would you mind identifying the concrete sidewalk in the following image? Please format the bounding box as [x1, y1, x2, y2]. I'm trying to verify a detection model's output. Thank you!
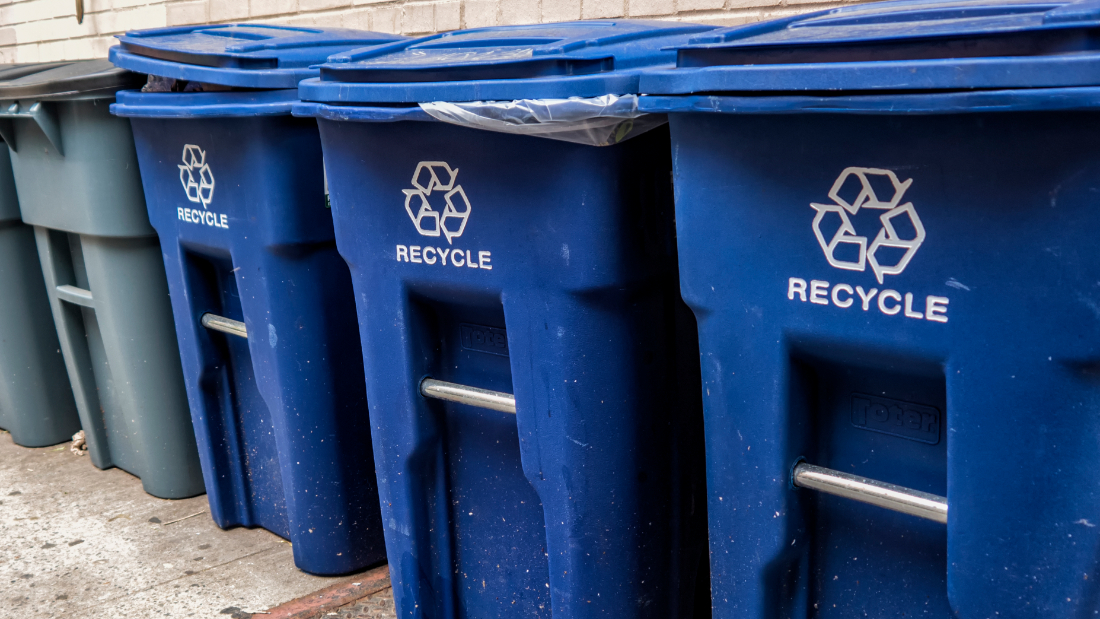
[0, 430, 394, 619]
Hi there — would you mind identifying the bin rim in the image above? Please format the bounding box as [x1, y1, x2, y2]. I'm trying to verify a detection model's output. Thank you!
[111, 88, 299, 118]
[639, 0, 1100, 95]
[110, 25, 407, 90]
[291, 100, 433, 122]
[296, 72, 658, 105]
[640, 54, 1100, 95]
[300, 20, 717, 104]
[638, 86, 1100, 115]
[110, 47, 310, 90]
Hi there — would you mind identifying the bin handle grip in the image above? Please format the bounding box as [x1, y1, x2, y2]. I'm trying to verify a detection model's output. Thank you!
[36, 228, 112, 468]
[55, 284, 93, 308]
[420, 378, 516, 414]
[200, 313, 247, 339]
[0, 102, 63, 155]
[792, 461, 947, 524]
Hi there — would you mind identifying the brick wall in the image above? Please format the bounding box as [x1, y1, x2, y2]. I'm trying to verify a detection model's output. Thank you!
[0, 0, 858, 63]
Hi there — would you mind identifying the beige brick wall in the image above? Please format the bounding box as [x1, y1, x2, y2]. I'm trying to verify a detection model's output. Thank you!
[0, 0, 857, 63]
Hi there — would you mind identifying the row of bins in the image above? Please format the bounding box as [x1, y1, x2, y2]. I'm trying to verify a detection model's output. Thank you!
[0, 0, 1093, 615]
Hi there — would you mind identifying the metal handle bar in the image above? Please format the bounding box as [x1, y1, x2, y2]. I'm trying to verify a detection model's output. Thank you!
[420, 378, 516, 414]
[200, 313, 248, 339]
[792, 461, 947, 524]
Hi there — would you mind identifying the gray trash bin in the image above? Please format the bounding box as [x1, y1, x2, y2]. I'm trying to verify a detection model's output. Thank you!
[0, 62, 80, 448]
[0, 60, 204, 499]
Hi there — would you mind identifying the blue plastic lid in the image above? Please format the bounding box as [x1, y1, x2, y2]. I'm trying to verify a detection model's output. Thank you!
[638, 87, 1100, 115]
[641, 0, 1100, 93]
[299, 20, 717, 103]
[109, 24, 406, 89]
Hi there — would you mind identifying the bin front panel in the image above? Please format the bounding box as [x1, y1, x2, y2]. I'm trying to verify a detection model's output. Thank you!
[0, 224, 80, 447]
[33, 225, 206, 499]
[0, 142, 79, 447]
[128, 114, 386, 576]
[179, 248, 290, 538]
[668, 110, 1100, 618]
[319, 119, 707, 618]
[8, 98, 152, 238]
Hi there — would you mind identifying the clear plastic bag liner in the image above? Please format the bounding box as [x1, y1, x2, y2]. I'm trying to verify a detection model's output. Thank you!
[419, 94, 667, 146]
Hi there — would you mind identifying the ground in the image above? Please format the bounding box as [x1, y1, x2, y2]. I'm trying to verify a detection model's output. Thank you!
[0, 431, 396, 619]
[322, 589, 395, 618]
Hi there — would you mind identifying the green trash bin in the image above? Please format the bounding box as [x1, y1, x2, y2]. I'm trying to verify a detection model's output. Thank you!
[0, 62, 81, 448]
[0, 60, 204, 499]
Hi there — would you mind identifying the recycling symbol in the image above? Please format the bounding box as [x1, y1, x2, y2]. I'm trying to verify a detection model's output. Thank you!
[402, 161, 471, 245]
[811, 167, 925, 284]
[179, 144, 215, 208]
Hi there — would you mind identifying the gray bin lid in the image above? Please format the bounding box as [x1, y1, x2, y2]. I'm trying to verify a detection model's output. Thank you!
[0, 63, 71, 82]
[0, 60, 145, 101]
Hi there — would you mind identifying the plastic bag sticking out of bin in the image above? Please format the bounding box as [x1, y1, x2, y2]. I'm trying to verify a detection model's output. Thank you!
[110, 24, 407, 576]
[0, 61, 205, 499]
[639, 0, 1100, 616]
[295, 20, 716, 618]
[419, 94, 668, 146]
[0, 63, 83, 449]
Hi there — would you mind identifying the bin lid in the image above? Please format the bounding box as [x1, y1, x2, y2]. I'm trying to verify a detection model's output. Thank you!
[0, 62, 72, 82]
[110, 24, 407, 89]
[0, 60, 145, 101]
[300, 20, 717, 103]
[641, 0, 1100, 93]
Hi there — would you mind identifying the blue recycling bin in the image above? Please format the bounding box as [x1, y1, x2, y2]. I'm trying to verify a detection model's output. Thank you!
[639, 0, 1100, 616]
[109, 24, 406, 575]
[295, 21, 715, 618]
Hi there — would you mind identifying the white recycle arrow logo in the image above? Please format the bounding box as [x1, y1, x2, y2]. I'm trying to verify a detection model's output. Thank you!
[811, 167, 925, 284]
[402, 161, 471, 245]
[179, 144, 215, 208]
